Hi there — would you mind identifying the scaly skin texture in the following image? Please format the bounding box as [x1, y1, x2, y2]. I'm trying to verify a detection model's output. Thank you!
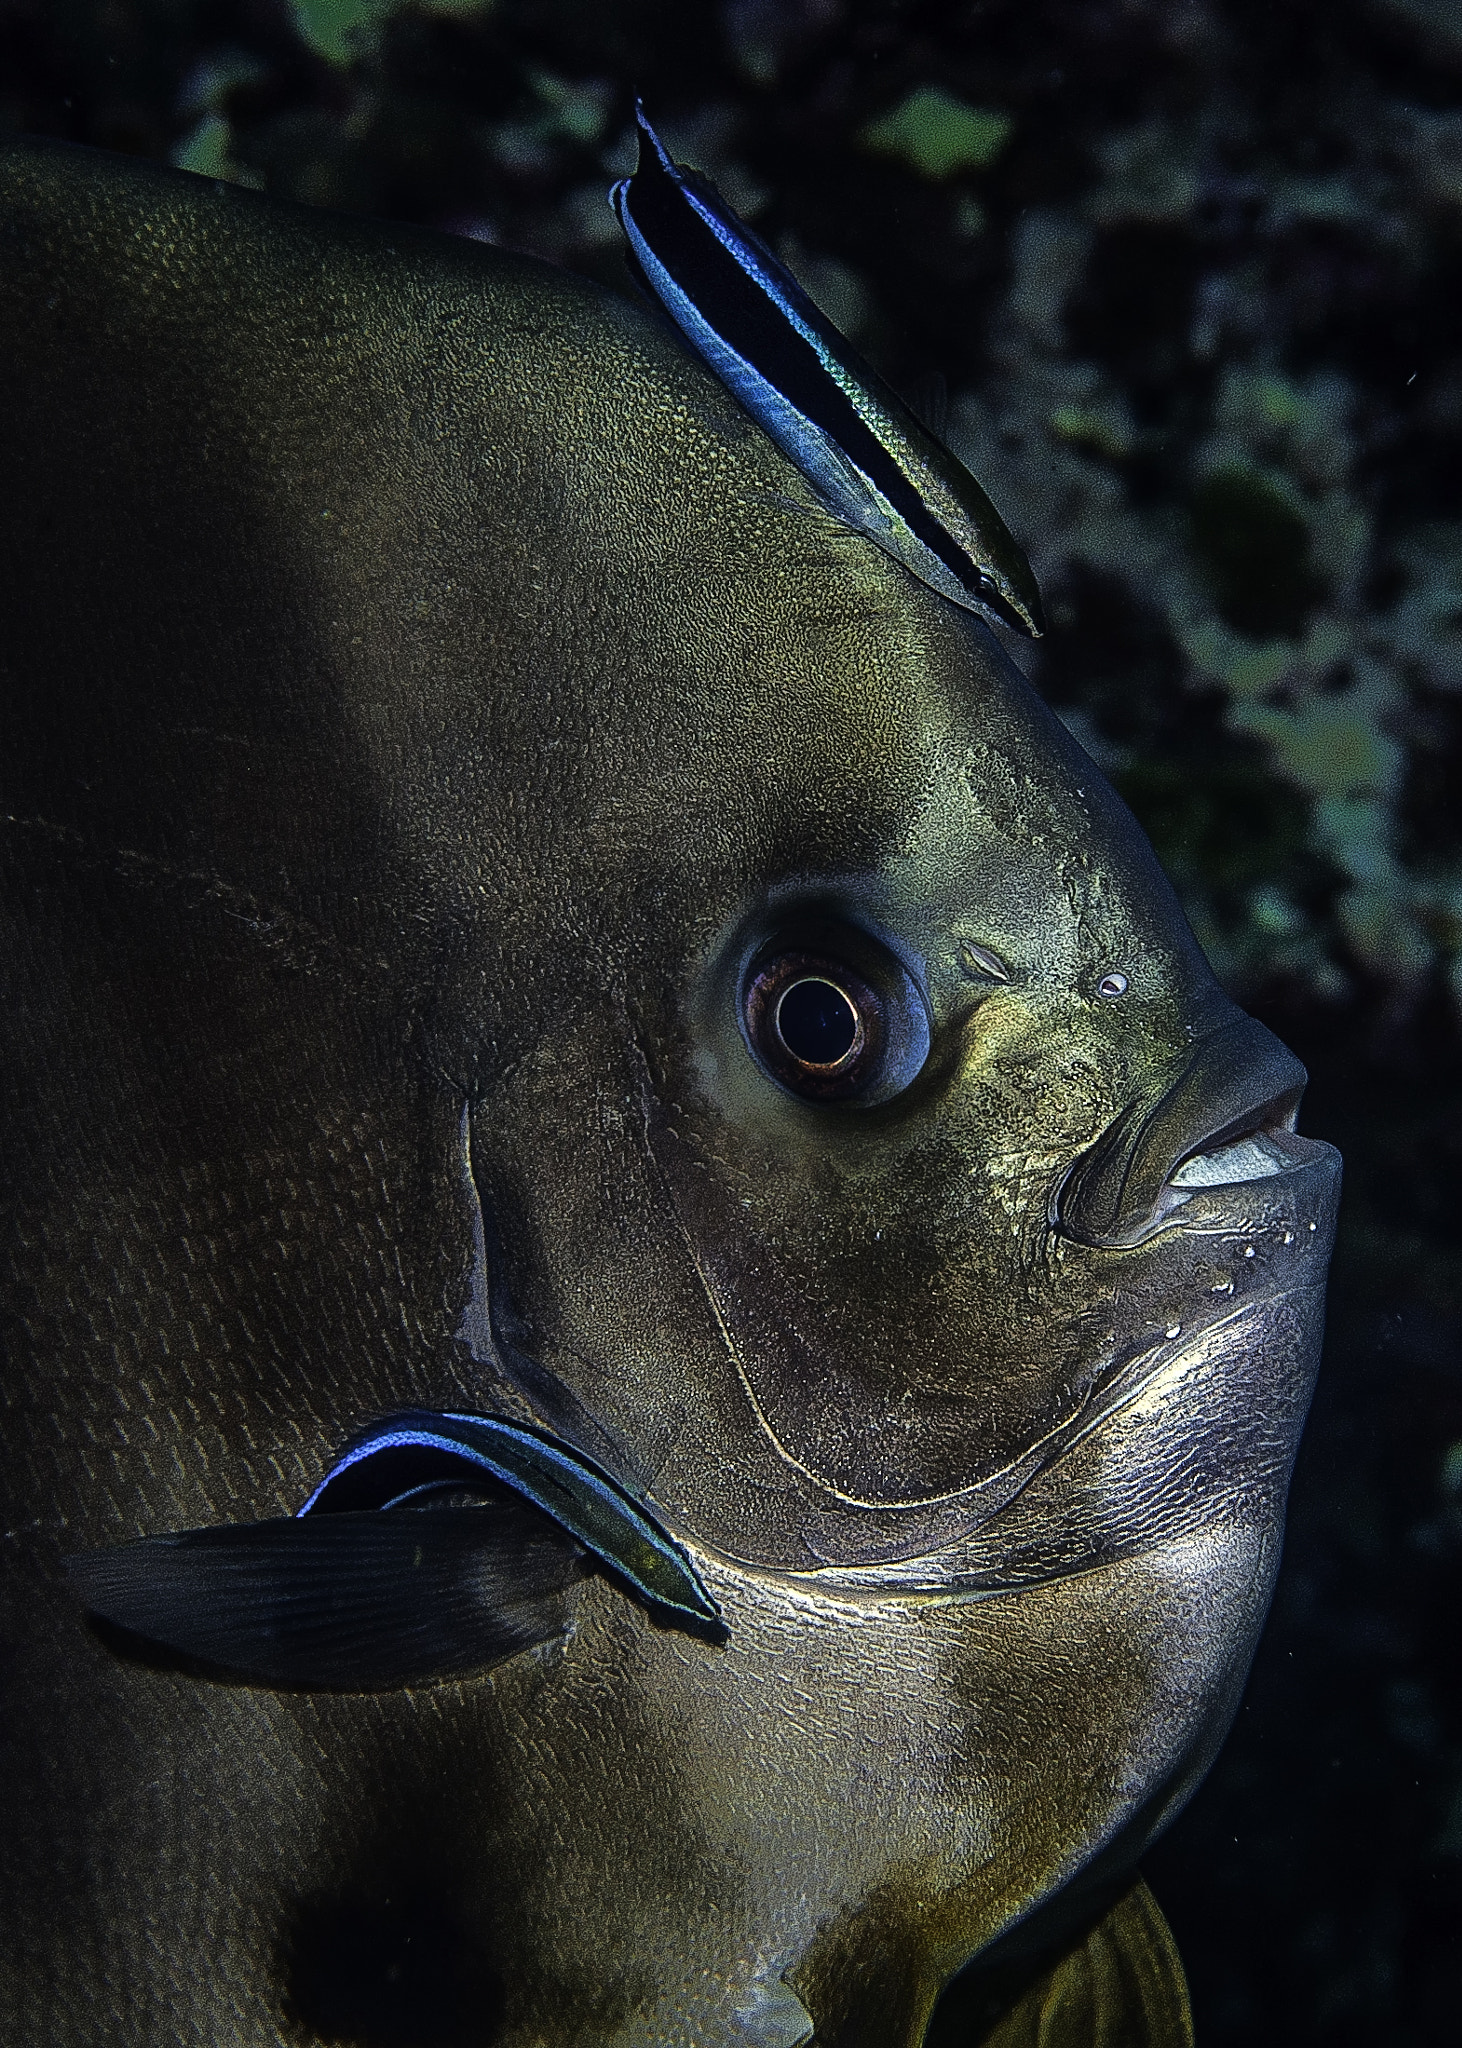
[0, 142, 1338, 2044]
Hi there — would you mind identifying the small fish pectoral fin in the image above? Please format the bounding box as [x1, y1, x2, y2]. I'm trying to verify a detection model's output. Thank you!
[940, 1877, 1195, 2048]
[66, 1503, 585, 1691]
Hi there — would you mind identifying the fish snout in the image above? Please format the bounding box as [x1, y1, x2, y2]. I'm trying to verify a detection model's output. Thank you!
[1055, 1014, 1312, 1248]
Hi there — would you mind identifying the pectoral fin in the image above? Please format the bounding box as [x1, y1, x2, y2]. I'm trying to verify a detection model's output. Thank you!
[938, 1878, 1194, 2048]
[67, 1501, 585, 1690]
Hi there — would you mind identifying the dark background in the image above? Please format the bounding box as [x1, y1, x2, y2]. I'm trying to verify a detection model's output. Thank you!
[2, 2, 1459, 2041]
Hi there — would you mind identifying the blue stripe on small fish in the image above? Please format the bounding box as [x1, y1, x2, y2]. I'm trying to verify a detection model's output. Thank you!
[300, 1408, 724, 1635]
[610, 104, 1044, 638]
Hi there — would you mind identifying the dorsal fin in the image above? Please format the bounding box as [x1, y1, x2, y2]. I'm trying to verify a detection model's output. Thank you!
[904, 369, 950, 441]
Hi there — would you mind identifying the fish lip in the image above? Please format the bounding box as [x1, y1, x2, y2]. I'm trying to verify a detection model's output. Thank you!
[1054, 1124, 1340, 1252]
[1052, 1013, 1315, 1249]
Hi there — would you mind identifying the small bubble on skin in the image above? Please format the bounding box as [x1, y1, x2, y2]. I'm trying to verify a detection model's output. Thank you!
[1097, 970, 1128, 1000]
[1165, 1323, 1182, 1339]
[1308, 1221, 1317, 1231]
[1244, 1245, 1255, 1258]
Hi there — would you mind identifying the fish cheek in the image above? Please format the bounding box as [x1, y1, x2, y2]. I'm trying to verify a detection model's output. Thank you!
[654, 995, 1132, 1486]
[464, 1018, 776, 1497]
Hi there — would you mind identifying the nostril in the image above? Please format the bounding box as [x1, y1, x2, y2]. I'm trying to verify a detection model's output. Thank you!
[1056, 1016, 1308, 1246]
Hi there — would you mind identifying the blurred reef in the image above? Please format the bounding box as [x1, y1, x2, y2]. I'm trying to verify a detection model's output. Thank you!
[2, 3, 1460, 2043]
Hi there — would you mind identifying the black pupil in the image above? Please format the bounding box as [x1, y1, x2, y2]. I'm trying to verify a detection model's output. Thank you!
[777, 978, 859, 1066]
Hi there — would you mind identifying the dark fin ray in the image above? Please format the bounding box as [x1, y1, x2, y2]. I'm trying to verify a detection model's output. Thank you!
[904, 370, 949, 441]
[928, 1876, 1194, 2047]
[66, 1504, 586, 1691]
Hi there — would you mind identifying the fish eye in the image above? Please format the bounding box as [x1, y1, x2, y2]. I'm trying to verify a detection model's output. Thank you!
[741, 935, 929, 1105]
[776, 977, 864, 1068]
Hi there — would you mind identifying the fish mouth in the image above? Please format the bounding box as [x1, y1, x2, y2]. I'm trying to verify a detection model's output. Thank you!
[1054, 1012, 1318, 1249]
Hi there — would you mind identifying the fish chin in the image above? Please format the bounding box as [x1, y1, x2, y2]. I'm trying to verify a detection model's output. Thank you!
[793, 1129, 1341, 1598]
[622, 1145, 1341, 2036]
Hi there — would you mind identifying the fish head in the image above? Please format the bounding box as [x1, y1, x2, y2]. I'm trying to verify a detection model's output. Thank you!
[384, 407, 1340, 1998]
[403, 431, 1340, 1996]
[398, 372, 1339, 1605]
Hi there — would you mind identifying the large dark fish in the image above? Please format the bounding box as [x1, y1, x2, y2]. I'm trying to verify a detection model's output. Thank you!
[0, 136, 1337, 2048]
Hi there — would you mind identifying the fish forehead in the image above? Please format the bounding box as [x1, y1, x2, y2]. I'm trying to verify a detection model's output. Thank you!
[401, 550, 1206, 1031]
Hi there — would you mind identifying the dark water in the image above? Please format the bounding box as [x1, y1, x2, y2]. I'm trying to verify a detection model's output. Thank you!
[3, 2, 1460, 2040]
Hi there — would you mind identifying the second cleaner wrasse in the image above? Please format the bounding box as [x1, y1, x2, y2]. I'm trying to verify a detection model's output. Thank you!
[610, 103, 1045, 637]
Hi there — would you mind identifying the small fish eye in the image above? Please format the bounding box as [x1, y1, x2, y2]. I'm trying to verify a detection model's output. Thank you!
[742, 943, 917, 1104]
[1097, 970, 1129, 1000]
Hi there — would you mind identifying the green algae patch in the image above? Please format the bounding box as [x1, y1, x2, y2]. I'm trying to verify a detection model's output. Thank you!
[860, 90, 1012, 180]
[1189, 464, 1320, 640]
[293, 0, 486, 64]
